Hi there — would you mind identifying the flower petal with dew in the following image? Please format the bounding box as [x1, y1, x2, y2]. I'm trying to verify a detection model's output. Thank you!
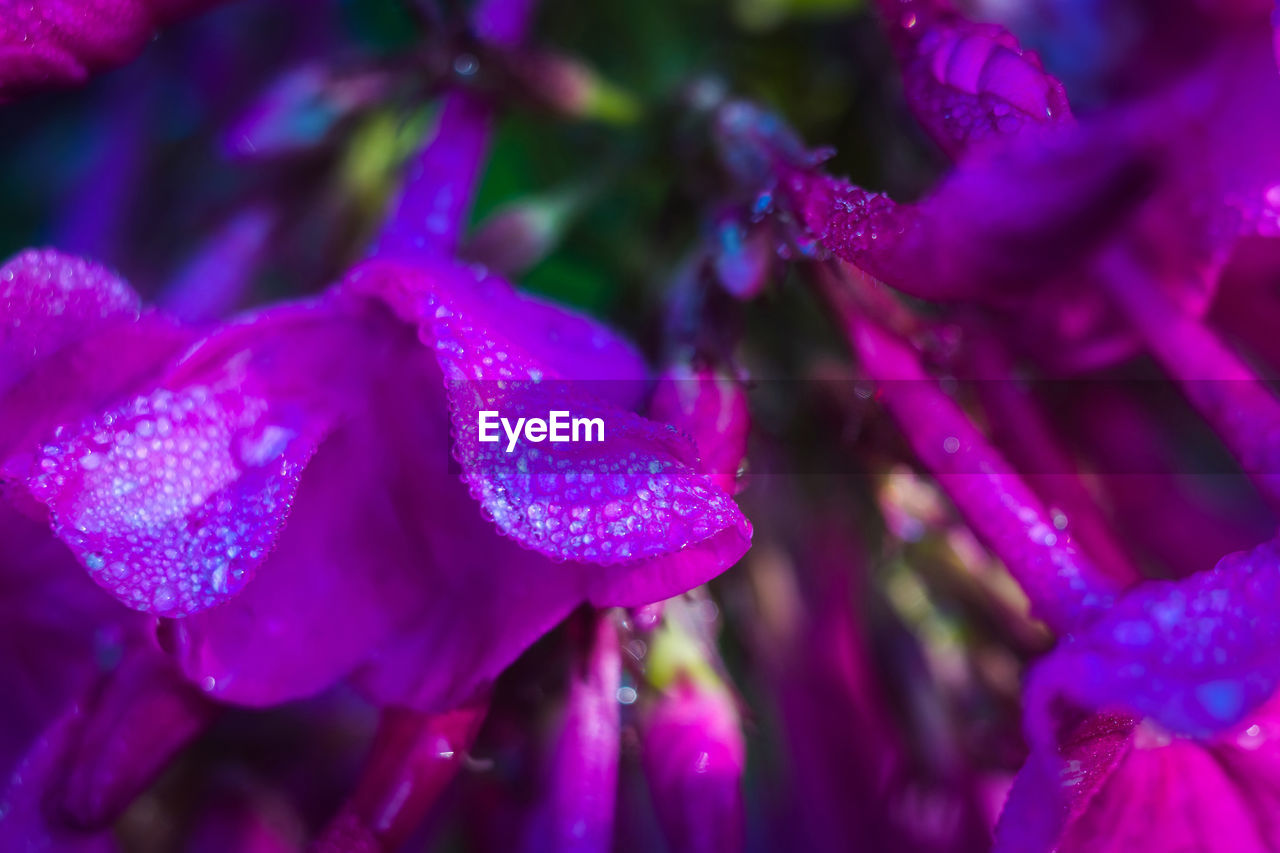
[1024, 533, 1280, 748]
[25, 300, 348, 617]
[346, 258, 752, 605]
[1, 249, 192, 489]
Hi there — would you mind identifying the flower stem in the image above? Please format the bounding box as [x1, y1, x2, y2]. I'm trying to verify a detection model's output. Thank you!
[372, 0, 538, 260]
[312, 703, 489, 852]
[1098, 245, 1280, 513]
[818, 264, 1123, 632]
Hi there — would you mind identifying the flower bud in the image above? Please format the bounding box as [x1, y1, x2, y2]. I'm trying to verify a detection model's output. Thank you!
[507, 50, 640, 124]
[642, 680, 745, 853]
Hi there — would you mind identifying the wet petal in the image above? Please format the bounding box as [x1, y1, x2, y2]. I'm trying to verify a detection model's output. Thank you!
[0, 249, 138, 385]
[154, 300, 620, 709]
[24, 301, 373, 617]
[1025, 534, 1280, 744]
[28, 384, 319, 616]
[162, 383, 444, 705]
[351, 257, 649, 404]
[150, 303, 439, 703]
[346, 260, 751, 604]
[789, 121, 1157, 302]
[0, 249, 191, 485]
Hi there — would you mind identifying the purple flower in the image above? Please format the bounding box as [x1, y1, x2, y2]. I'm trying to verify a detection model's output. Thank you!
[2, 240, 749, 706]
[755, 0, 1280, 373]
[14, 0, 1280, 847]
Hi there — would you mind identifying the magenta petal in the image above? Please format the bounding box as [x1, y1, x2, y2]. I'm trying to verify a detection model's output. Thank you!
[1, 249, 140, 388]
[1025, 534, 1280, 744]
[351, 258, 650, 405]
[1, 249, 192, 486]
[149, 304, 438, 703]
[351, 535, 584, 712]
[994, 713, 1137, 853]
[0, 0, 218, 100]
[160, 302, 579, 708]
[346, 260, 751, 592]
[790, 121, 1156, 302]
[847, 315, 1119, 630]
[156, 299, 610, 709]
[23, 302, 376, 617]
[524, 614, 621, 852]
[314, 705, 487, 853]
[0, 503, 141, 779]
[0, 314, 192, 487]
[650, 366, 749, 496]
[45, 645, 216, 828]
[28, 383, 318, 616]
[162, 403, 441, 706]
[0, 715, 118, 852]
[998, 700, 1280, 853]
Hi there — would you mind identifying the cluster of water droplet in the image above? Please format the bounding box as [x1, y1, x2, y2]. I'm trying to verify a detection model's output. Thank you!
[1, 248, 138, 373]
[470, 430, 736, 564]
[28, 385, 304, 615]
[412, 269, 740, 563]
